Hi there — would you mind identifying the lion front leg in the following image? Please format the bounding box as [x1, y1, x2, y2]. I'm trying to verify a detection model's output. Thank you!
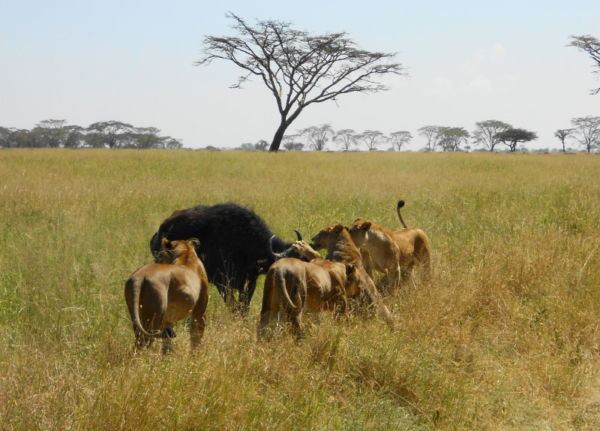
[190, 287, 209, 350]
[361, 250, 374, 278]
[391, 265, 403, 291]
[400, 263, 415, 288]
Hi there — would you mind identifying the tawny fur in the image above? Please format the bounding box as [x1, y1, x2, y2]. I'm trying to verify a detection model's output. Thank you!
[124, 238, 209, 353]
[348, 201, 432, 292]
[258, 245, 350, 339]
[310, 224, 395, 328]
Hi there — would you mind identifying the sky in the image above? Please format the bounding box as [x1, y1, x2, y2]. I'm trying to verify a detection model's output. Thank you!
[1, 0, 599, 150]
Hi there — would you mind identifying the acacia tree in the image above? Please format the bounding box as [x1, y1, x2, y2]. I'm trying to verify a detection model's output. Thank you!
[254, 139, 269, 151]
[299, 124, 334, 151]
[571, 116, 600, 153]
[570, 35, 600, 94]
[131, 127, 162, 149]
[334, 129, 357, 151]
[554, 128, 575, 152]
[282, 134, 303, 151]
[34, 119, 68, 148]
[472, 120, 512, 152]
[357, 130, 385, 151]
[494, 128, 537, 152]
[63, 125, 85, 148]
[162, 137, 183, 149]
[438, 127, 469, 152]
[198, 13, 403, 152]
[389, 130, 412, 151]
[418, 125, 442, 152]
[87, 121, 134, 149]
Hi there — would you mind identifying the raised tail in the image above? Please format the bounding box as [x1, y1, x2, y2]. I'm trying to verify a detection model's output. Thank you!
[396, 200, 408, 228]
[126, 276, 161, 338]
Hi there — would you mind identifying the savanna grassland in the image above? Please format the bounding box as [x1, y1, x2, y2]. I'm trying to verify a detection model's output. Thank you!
[0, 149, 599, 430]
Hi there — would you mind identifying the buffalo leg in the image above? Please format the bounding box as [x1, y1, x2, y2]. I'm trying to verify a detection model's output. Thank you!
[214, 272, 237, 311]
[212, 272, 227, 301]
[240, 271, 259, 315]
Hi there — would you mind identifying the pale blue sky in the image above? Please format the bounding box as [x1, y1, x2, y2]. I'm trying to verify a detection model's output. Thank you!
[1, 0, 599, 149]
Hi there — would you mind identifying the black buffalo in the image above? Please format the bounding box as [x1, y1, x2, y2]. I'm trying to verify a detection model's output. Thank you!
[150, 203, 298, 313]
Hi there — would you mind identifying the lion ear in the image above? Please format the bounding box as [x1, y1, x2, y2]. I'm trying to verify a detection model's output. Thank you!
[188, 238, 200, 247]
[161, 237, 170, 248]
[345, 263, 356, 276]
[333, 224, 344, 233]
[361, 221, 372, 231]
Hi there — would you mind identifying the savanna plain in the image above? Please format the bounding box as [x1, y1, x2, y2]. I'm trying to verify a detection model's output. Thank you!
[0, 149, 599, 431]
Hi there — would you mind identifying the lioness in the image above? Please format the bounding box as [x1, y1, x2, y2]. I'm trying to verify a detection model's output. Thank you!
[348, 200, 432, 291]
[124, 238, 209, 353]
[258, 240, 354, 339]
[310, 224, 395, 328]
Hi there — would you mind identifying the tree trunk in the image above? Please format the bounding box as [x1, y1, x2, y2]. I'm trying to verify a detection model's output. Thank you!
[269, 120, 288, 152]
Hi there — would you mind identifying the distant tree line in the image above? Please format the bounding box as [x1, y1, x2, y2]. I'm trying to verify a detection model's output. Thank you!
[240, 124, 415, 152]
[237, 116, 599, 153]
[0, 120, 183, 149]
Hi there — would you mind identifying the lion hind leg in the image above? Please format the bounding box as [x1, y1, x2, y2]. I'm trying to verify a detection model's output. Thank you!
[258, 274, 279, 340]
[384, 265, 402, 294]
[289, 310, 304, 340]
[413, 234, 432, 284]
[288, 287, 305, 340]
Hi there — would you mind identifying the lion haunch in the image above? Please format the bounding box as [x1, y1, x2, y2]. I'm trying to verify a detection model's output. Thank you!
[125, 238, 209, 353]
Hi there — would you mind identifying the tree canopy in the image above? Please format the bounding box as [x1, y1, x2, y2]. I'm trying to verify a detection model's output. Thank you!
[299, 124, 334, 151]
[570, 35, 600, 94]
[571, 116, 600, 153]
[437, 127, 469, 152]
[333, 129, 358, 151]
[472, 120, 512, 152]
[554, 128, 575, 152]
[356, 130, 386, 151]
[389, 131, 412, 151]
[494, 128, 537, 152]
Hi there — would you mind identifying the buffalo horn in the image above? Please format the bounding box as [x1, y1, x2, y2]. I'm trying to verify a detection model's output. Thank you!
[269, 235, 285, 259]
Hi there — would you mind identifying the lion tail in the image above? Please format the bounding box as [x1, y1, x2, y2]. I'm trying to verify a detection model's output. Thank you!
[396, 200, 408, 228]
[126, 276, 161, 338]
[275, 270, 296, 310]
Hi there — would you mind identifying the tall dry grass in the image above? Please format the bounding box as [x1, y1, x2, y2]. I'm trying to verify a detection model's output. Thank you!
[0, 149, 599, 430]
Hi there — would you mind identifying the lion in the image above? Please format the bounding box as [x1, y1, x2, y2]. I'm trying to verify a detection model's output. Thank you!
[124, 238, 209, 353]
[258, 240, 356, 339]
[348, 200, 432, 292]
[310, 224, 395, 328]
